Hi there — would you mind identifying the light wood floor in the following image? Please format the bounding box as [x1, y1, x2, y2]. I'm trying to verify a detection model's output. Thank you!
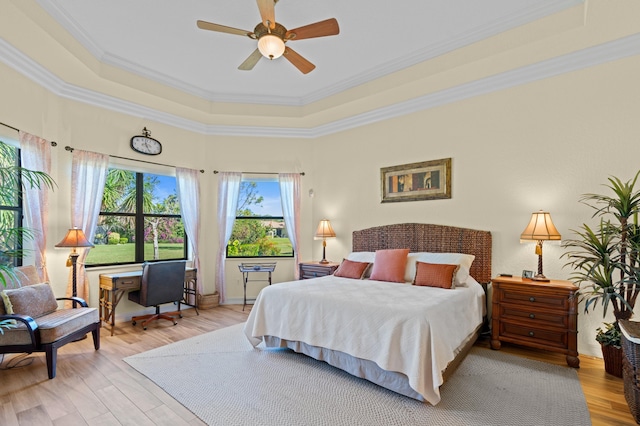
[0, 305, 636, 425]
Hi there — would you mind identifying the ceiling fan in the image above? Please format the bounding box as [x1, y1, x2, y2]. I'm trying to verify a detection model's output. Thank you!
[196, 0, 339, 74]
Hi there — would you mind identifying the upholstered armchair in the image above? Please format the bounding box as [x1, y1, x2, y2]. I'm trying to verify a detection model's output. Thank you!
[0, 265, 100, 379]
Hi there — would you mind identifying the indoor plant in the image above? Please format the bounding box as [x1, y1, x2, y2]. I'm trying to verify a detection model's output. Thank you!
[562, 171, 640, 377]
[0, 140, 56, 333]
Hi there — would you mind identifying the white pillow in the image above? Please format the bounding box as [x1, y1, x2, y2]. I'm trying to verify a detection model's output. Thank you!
[404, 252, 475, 286]
[346, 252, 376, 263]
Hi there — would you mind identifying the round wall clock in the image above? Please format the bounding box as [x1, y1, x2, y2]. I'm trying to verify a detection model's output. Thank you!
[130, 127, 162, 155]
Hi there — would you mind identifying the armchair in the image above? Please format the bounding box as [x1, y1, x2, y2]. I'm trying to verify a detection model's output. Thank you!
[128, 260, 186, 330]
[0, 265, 100, 379]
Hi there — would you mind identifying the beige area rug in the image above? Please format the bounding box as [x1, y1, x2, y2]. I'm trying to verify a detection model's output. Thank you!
[124, 323, 591, 426]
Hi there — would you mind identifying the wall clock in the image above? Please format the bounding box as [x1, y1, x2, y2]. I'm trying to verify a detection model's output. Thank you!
[130, 127, 162, 155]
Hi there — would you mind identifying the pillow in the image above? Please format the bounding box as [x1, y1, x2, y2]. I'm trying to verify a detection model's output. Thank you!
[0, 291, 17, 325]
[369, 249, 410, 283]
[333, 259, 371, 279]
[413, 262, 460, 289]
[404, 252, 475, 286]
[346, 252, 376, 278]
[4, 283, 58, 319]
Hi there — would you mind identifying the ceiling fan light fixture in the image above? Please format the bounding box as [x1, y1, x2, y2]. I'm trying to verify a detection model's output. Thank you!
[258, 34, 285, 60]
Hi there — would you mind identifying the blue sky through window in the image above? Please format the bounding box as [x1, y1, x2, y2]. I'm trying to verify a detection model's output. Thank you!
[251, 181, 283, 216]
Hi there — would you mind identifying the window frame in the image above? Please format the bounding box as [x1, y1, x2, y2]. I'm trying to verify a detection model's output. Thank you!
[0, 144, 23, 267]
[225, 179, 293, 259]
[86, 169, 187, 267]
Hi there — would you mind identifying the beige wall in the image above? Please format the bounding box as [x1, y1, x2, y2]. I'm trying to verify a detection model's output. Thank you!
[2, 0, 640, 358]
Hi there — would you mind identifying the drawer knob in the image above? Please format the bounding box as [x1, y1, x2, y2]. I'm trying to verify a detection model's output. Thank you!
[529, 297, 536, 302]
[529, 313, 535, 319]
[528, 331, 535, 337]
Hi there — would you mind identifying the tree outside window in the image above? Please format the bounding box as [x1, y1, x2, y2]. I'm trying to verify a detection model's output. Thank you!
[85, 168, 186, 266]
[226, 180, 293, 258]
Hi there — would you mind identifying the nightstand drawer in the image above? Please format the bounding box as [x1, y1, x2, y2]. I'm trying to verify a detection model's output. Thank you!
[499, 304, 568, 328]
[500, 321, 568, 349]
[499, 288, 569, 310]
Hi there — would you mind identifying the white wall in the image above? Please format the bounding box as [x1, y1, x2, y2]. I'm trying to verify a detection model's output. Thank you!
[2, 0, 640, 358]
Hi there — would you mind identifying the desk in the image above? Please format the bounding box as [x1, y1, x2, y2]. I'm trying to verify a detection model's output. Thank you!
[99, 268, 197, 336]
[238, 263, 275, 311]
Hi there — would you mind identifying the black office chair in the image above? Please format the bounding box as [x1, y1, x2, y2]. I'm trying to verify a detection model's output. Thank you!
[128, 260, 186, 330]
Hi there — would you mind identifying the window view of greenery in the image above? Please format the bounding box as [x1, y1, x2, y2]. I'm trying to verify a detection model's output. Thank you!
[85, 168, 186, 266]
[227, 180, 293, 258]
[0, 143, 22, 268]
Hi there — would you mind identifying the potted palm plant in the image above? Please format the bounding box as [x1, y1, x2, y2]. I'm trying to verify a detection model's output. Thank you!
[562, 171, 640, 377]
[0, 140, 56, 333]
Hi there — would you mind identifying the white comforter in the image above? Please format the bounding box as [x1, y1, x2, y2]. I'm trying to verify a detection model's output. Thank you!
[243, 275, 485, 404]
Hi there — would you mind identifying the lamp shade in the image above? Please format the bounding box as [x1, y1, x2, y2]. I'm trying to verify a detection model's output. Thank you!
[258, 34, 285, 59]
[55, 228, 94, 248]
[314, 219, 336, 240]
[520, 211, 561, 241]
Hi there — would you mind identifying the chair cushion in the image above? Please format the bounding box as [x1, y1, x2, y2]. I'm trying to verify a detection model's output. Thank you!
[4, 283, 58, 319]
[36, 308, 99, 344]
[0, 322, 34, 346]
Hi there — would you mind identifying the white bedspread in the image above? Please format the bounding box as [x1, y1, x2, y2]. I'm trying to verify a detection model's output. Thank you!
[244, 276, 485, 404]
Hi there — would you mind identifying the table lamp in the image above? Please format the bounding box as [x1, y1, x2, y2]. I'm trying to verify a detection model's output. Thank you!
[520, 210, 561, 281]
[314, 219, 336, 264]
[56, 227, 94, 302]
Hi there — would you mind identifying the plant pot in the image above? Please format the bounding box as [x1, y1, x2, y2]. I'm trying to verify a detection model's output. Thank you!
[601, 343, 624, 378]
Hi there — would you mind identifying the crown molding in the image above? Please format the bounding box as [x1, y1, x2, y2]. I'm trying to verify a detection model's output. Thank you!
[2, 31, 640, 139]
[34, 0, 582, 107]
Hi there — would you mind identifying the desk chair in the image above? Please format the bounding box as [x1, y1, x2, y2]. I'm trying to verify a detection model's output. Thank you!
[128, 260, 186, 330]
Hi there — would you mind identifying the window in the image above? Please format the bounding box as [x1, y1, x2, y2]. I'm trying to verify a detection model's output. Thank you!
[0, 142, 23, 267]
[85, 168, 187, 266]
[226, 179, 293, 258]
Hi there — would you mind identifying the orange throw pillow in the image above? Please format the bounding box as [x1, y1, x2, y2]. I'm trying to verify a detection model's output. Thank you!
[334, 259, 371, 279]
[413, 261, 459, 289]
[369, 249, 410, 283]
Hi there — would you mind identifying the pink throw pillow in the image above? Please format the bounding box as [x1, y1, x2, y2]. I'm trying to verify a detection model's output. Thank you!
[413, 262, 459, 289]
[369, 249, 410, 283]
[334, 259, 371, 279]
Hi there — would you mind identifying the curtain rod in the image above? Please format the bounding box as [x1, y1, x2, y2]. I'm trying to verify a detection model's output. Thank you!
[213, 170, 305, 176]
[64, 146, 204, 173]
[0, 121, 58, 146]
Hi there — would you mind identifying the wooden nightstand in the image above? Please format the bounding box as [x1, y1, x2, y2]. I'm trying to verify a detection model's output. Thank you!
[490, 276, 579, 368]
[298, 261, 339, 280]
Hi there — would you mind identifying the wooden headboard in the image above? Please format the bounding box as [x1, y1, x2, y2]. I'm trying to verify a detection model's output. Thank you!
[352, 223, 492, 284]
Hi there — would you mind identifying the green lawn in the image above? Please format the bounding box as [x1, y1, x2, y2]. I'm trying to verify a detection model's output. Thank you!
[85, 243, 185, 265]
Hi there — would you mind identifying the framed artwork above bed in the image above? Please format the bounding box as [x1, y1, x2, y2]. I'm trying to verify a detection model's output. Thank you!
[380, 158, 451, 203]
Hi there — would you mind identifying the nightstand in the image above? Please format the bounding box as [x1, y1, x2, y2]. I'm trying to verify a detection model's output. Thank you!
[298, 261, 339, 280]
[490, 276, 579, 368]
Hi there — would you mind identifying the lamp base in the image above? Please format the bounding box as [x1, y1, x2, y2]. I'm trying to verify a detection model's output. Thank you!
[319, 259, 329, 264]
[532, 274, 550, 282]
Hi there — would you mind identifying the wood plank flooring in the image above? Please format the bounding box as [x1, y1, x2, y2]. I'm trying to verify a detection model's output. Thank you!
[0, 305, 635, 425]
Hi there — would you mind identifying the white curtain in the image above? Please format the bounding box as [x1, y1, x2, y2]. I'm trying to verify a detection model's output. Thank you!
[69, 150, 109, 302]
[19, 131, 52, 282]
[176, 167, 202, 298]
[279, 173, 301, 279]
[216, 172, 241, 303]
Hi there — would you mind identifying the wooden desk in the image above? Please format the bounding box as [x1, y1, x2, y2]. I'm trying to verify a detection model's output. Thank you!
[99, 268, 197, 336]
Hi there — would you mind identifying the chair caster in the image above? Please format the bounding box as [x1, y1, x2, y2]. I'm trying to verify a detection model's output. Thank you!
[179, 314, 183, 318]
[143, 326, 147, 330]
[132, 321, 137, 326]
[173, 322, 177, 326]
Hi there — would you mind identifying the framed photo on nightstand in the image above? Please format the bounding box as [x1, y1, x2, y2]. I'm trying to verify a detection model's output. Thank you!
[522, 270, 534, 279]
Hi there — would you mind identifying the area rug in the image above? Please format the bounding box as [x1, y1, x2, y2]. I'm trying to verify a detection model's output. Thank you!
[124, 323, 591, 426]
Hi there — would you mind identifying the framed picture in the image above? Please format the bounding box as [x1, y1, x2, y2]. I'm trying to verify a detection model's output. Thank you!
[522, 270, 534, 279]
[380, 158, 451, 203]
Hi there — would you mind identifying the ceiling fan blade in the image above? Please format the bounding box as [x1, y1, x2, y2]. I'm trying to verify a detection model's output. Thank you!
[238, 49, 263, 71]
[256, 0, 276, 29]
[285, 18, 339, 41]
[196, 20, 253, 37]
[283, 46, 315, 74]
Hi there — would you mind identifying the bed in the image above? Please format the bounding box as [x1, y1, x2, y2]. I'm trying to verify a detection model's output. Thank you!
[243, 223, 492, 405]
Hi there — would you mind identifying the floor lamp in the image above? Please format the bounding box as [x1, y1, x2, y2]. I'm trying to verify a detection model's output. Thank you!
[520, 211, 561, 281]
[56, 227, 94, 307]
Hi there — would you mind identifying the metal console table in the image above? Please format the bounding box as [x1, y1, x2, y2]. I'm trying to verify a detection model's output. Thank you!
[238, 262, 276, 310]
